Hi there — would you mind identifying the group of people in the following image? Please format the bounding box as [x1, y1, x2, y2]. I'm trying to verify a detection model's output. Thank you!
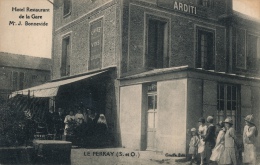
[46, 107, 108, 141]
[188, 114, 258, 165]
[63, 108, 108, 137]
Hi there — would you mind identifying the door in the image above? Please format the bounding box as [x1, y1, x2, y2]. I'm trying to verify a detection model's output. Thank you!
[146, 93, 157, 150]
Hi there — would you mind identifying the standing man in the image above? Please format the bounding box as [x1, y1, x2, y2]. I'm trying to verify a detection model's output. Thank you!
[203, 116, 216, 164]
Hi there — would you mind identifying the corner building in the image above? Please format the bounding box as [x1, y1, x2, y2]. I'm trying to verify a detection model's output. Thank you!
[52, 0, 260, 153]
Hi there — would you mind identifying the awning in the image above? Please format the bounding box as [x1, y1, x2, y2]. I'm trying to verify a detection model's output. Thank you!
[10, 70, 107, 98]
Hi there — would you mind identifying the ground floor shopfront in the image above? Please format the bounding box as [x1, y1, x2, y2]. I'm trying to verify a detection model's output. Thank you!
[119, 66, 260, 154]
[9, 67, 119, 146]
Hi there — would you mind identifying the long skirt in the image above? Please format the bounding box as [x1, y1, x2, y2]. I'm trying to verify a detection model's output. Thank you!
[189, 146, 198, 155]
[243, 144, 256, 164]
[219, 147, 237, 165]
[198, 139, 205, 154]
[210, 143, 224, 162]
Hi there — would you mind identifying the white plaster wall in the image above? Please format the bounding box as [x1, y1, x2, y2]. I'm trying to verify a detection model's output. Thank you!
[156, 79, 187, 154]
[120, 84, 142, 150]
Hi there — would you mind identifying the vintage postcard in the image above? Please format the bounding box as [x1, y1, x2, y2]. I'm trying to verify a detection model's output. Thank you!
[0, 0, 260, 164]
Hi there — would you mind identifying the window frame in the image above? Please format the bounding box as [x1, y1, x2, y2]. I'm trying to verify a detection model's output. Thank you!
[61, 34, 71, 77]
[19, 72, 25, 90]
[63, 0, 71, 18]
[196, 27, 215, 70]
[12, 71, 18, 91]
[217, 83, 241, 132]
[246, 33, 259, 71]
[145, 14, 170, 70]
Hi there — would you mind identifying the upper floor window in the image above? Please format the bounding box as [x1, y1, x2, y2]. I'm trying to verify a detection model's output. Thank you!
[63, 0, 71, 17]
[196, 29, 215, 70]
[61, 36, 71, 77]
[19, 72, 25, 90]
[12, 72, 24, 91]
[147, 19, 169, 69]
[247, 34, 260, 71]
[12, 71, 18, 91]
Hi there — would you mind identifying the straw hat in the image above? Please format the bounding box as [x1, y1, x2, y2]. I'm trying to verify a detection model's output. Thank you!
[191, 128, 196, 132]
[224, 117, 233, 125]
[245, 114, 255, 125]
[207, 116, 214, 123]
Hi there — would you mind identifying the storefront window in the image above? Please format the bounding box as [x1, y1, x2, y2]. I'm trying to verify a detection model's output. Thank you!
[217, 84, 240, 131]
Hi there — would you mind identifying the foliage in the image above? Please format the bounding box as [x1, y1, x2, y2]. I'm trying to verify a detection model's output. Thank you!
[0, 102, 27, 147]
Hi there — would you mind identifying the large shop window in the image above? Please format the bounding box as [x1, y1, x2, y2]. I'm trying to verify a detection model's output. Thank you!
[196, 30, 215, 70]
[63, 0, 71, 16]
[147, 19, 169, 69]
[217, 84, 241, 132]
[61, 36, 71, 77]
[247, 35, 259, 71]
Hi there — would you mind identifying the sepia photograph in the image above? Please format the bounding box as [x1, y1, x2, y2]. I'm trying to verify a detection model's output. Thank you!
[0, 0, 260, 164]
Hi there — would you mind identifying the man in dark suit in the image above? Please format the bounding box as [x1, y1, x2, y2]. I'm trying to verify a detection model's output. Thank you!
[203, 116, 216, 165]
[53, 108, 66, 139]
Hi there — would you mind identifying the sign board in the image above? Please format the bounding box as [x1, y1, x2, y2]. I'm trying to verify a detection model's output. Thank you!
[157, 0, 207, 17]
[89, 18, 103, 70]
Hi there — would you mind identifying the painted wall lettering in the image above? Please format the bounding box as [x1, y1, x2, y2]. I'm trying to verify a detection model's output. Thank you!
[89, 19, 103, 70]
[157, 0, 197, 15]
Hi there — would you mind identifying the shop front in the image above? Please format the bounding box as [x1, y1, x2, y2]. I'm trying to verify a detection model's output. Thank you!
[9, 67, 117, 147]
[119, 66, 260, 154]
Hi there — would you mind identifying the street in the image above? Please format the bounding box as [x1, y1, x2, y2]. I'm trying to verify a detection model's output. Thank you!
[70, 147, 187, 165]
[68, 147, 260, 165]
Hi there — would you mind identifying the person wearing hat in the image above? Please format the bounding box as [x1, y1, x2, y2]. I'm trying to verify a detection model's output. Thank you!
[197, 117, 207, 165]
[219, 117, 237, 165]
[203, 116, 216, 164]
[210, 121, 225, 163]
[243, 114, 258, 165]
[188, 128, 200, 165]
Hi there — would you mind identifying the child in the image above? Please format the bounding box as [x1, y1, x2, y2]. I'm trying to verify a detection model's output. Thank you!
[189, 128, 200, 165]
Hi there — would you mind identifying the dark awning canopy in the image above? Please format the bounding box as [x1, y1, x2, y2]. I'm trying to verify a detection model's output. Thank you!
[10, 70, 107, 98]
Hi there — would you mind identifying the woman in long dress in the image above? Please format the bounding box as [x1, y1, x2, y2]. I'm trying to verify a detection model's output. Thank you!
[243, 114, 258, 165]
[197, 117, 207, 165]
[219, 117, 237, 165]
[64, 110, 75, 135]
[210, 121, 225, 163]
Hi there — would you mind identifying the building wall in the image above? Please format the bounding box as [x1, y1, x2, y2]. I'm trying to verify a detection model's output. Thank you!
[157, 79, 187, 153]
[120, 84, 143, 149]
[186, 78, 203, 151]
[121, 0, 229, 75]
[52, 0, 121, 79]
[0, 67, 50, 100]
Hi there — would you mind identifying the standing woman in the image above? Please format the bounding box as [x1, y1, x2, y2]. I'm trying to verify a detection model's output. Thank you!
[243, 114, 258, 165]
[64, 110, 75, 135]
[198, 118, 207, 165]
[210, 121, 225, 163]
[219, 117, 237, 165]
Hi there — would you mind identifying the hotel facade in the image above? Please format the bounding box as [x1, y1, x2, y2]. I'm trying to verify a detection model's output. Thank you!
[15, 0, 260, 154]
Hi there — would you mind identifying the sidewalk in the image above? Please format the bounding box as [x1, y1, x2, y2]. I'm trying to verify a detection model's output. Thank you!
[70, 147, 260, 165]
